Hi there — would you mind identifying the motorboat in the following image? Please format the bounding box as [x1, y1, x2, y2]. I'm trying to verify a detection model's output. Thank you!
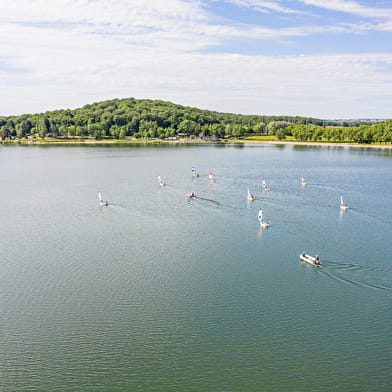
[187, 192, 196, 198]
[300, 252, 322, 266]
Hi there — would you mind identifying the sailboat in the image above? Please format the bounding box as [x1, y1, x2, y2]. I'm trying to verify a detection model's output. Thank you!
[192, 166, 199, 177]
[158, 176, 166, 186]
[247, 188, 255, 201]
[258, 209, 270, 228]
[301, 176, 308, 186]
[262, 180, 270, 192]
[98, 192, 109, 206]
[209, 172, 216, 182]
[340, 196, 349, 210]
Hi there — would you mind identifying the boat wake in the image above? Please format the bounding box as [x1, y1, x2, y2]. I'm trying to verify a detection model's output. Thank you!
[192, 196, 234, 209]
[319, 260, 392, 292]
[306, 183, 340, 191]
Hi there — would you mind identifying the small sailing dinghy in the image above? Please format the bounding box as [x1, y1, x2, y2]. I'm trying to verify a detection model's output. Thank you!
[340, 196, 349, 210]
[158, 176, 166, 186]
[262, 180, 270, 192]
[301, 176, 308, 186]
[209, 172, 216, 182]
[98, 192, 109, 206]
[247, 188, 255, 201]
[187, 192, 196, 198]
[192, 166, 199, 177]
[300, 252, 322, 266]
[258, 209, 270, 228]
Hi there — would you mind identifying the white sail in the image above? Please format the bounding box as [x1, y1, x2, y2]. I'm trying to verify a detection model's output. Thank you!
[158, 176, 162, 182]
[262, 180, 266, 188]
[209, 172, 213, 179]
[340, 196, 344, 205]
[98, 192, 102, 202]
[247, 188, 251, 197]
[301, 176, 305, 184]
[258, 209, 263, 222]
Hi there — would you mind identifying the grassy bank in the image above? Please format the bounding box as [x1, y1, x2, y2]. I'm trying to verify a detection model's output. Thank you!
[245, 135, 296, 142]
[0, 137, 221, 145]
[2, 136, 392, 148]
[244, 135, 392, 147]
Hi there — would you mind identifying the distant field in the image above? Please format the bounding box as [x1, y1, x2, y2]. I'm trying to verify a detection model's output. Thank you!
[245, 135, 296, 141]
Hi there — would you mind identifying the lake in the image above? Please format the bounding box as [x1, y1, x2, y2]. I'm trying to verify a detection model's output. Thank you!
[1, 143, 391, 391]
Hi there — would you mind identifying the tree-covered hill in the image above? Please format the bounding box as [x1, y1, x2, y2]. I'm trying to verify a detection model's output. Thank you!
[0, 97, 325, 140]
[0, 97, 390, 144]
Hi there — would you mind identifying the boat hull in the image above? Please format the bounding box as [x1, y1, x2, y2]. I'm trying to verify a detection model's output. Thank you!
[300, 253, 321, 266]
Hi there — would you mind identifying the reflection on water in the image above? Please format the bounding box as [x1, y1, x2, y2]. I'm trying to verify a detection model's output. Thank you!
[338, 207, 346, 223]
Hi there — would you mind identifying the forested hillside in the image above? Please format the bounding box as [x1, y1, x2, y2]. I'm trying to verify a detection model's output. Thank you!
[0, 97, 327, 140]
[0, 97, 390, 143]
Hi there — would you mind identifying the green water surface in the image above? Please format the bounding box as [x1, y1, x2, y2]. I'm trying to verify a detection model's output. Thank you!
[0, 144, 391, 391]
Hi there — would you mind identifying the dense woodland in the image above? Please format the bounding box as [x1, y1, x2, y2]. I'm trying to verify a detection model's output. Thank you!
[0, 97, 391, 143]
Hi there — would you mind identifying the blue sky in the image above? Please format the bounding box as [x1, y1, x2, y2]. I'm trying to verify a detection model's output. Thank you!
[1, 0, 392, 118]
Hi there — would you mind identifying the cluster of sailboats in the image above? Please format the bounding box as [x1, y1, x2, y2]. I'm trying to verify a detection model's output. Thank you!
[194, 172, 349, 267]
[98, 170, 350, 268]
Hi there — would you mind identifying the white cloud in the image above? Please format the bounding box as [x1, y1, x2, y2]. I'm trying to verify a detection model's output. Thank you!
[215, 0, 305, 14]
[0, 0, 391, 118]
[298, 0, 392, 19]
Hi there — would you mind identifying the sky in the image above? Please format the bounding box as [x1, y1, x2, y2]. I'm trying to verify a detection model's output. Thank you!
[1, 0, 392, 118]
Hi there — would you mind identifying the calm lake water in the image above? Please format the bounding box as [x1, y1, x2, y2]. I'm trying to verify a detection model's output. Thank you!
[1, 143, 392, 391]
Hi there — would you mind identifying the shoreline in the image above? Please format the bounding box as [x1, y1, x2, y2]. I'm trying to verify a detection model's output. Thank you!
[1, 138, 392, 149]
[240, 140, 392, 149]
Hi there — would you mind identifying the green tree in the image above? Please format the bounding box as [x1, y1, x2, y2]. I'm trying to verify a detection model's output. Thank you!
[232, 124, 244, 138]
[119, 128, 127, 139]
[16, 123, 26, 138]
[110, 125, 121, 139]
[37, 116, 50, 138]
[211, 123, 225, 138]
[275, 128, 287, 140]
[1, 126, 10, 139]
[178, 119, 199, 136]
[266, 121, 291, 135]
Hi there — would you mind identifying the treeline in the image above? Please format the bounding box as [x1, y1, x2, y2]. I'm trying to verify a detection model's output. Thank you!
[0, 97, 390, 144]
[0, 97, 325, 140]
[275, 122, 392, 144]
